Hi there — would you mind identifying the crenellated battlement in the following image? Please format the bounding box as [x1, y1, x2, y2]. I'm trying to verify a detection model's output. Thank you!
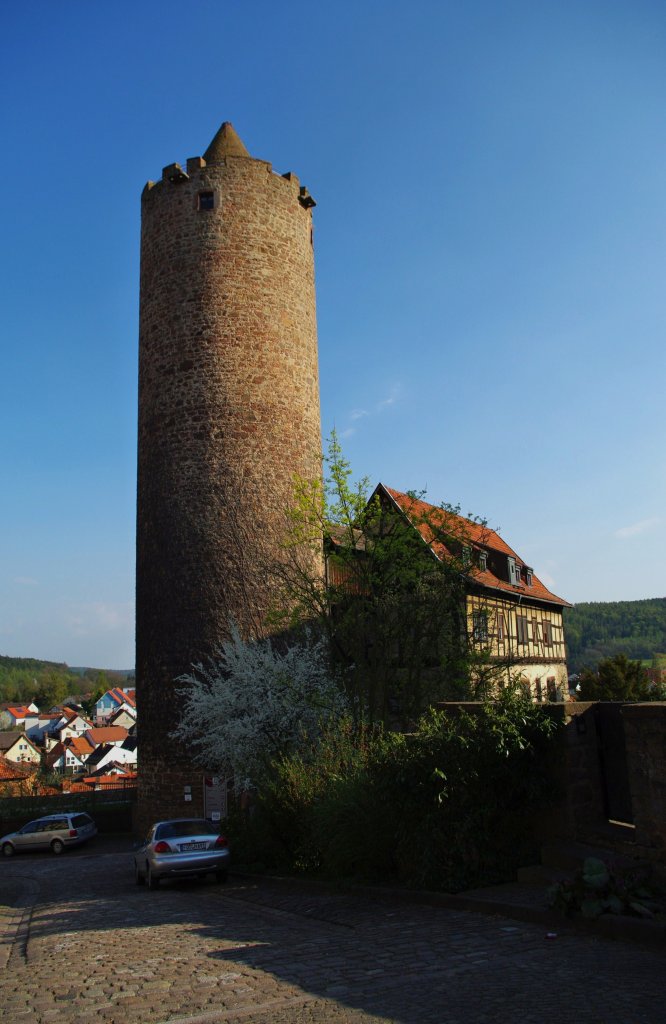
[141, 143, 314, 208]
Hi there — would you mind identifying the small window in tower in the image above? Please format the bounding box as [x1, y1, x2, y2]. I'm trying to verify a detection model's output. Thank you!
[198, 192, 215, 211]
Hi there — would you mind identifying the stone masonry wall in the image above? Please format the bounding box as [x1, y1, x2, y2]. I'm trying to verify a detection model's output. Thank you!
[622, 702, 666, 857]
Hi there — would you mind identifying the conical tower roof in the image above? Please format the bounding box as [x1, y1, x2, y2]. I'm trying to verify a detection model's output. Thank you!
[203, 122, 250, 162]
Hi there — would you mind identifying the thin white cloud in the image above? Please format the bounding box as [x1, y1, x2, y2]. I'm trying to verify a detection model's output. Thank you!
[375, 385, 400, 412]
[614, 517, 660, 540]
[335, 385, 402, 440]
[14, 576, 38, 586]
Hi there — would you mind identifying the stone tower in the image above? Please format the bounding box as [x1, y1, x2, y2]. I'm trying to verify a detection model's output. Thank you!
[136, 122, 321, 830]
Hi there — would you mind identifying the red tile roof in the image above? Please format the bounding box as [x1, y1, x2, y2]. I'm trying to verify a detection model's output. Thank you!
[380, 485, 569, 608]
[0, 755, 35, 781]
[110, 688, 136, 708]
[80, 772, 137, 788]
[86, 726, 129, 745]
[6, 705, 33, 719]
[64, 736, 95, 757]
[61, 707, 91, 724]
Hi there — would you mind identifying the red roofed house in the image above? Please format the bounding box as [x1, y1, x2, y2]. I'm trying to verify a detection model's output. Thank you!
[45, 735, 95, 774]
[329, 484, 570, 704]
[1, 704, 39, 728]
[94, 687, 136, 725]
[55, 708, 93, 741]
[85, 726, 129, 748]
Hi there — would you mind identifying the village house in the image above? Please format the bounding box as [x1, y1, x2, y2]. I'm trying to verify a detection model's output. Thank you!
[45, 735, 95, 774]
[107, 704, 137, 730]
[0, 703, 39, 728]
[25, 707, 94, 752]
[0, 731, 41, 765]
[55, 707, 93, 742]
[25, 712, 63, 746]
[85, 725, 129, 749]
[84, 737, 137, 774]
[94, 687, 136, 725]
[327, 484, 570, 705]
[377, 486, 570, 700]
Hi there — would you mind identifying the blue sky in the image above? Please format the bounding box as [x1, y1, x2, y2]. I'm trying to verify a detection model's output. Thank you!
[1, 0, 665, 668]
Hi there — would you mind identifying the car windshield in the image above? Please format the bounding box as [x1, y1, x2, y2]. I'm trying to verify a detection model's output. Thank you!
[155, 821, 218, 840]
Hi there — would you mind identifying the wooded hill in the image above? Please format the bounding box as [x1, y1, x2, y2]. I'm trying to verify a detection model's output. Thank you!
[0, 655, 133, 707]
[564, 598, 666, 674]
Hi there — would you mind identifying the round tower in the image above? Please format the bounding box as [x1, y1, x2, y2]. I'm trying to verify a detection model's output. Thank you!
[136, 122, 321, 830]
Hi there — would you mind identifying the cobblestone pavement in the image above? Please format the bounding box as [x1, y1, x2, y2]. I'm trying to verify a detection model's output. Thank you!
[0, 842, 664, 1024]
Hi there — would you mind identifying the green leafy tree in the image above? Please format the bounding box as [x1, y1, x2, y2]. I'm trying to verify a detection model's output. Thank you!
[577, 653, 662, 701]
[34, 670, 70, 711]
[564, 598, 666, 673]
[271, 432, 505, 726]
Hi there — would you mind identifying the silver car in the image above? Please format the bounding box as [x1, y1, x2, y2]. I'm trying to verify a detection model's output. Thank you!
[1, 812, 97, 856]
[134, 818, 230, 889]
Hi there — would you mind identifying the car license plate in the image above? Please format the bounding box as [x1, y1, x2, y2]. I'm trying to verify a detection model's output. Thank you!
[181, 842, 207, 851]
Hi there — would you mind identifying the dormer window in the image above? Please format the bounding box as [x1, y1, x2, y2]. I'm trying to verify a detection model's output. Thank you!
[479, 551, 488, 571]
[507, 556, 522, 586]
[526, 568, 533, 587]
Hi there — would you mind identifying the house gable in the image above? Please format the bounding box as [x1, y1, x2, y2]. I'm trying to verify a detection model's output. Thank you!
[0, 731, 41, 764]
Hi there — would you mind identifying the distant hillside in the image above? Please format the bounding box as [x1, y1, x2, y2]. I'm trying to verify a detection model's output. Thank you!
[69, 666, 135, 679]
[0, 655, 133, 706]
[564, 598, 666, 674]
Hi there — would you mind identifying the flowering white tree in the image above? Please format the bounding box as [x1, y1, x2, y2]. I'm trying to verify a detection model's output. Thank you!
[172, 626, 348, 787]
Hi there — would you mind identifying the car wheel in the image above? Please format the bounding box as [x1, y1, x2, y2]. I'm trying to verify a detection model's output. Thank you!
[146, 864, 160, 890]
[2, 843, 14, 857]
[50, 839, 65, 855]
[215, 869, 228, 884]
[134, 863, 145, 886]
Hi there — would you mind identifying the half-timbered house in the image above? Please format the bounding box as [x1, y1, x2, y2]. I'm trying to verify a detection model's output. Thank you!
[376, 486, 570, 700]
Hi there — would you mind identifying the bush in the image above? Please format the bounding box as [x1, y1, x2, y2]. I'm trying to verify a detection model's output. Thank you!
[230, 691, 561, 892]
